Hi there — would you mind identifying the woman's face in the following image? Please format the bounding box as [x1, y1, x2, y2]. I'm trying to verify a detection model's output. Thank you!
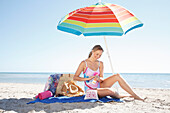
[92, 50, 103, 59]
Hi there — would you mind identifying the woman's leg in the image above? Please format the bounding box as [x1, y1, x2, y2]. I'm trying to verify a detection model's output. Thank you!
[100, 73, 145, 101]
[97, 88, 129, 98]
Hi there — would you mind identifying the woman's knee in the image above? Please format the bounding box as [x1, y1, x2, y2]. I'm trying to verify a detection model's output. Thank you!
[112, 73, 121, 78]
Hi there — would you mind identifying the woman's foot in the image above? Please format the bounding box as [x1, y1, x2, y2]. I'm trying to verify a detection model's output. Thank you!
[118, 95, 132, 98]
[133, 95, 147, 101]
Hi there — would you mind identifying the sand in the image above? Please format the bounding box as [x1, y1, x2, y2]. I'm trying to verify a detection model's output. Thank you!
[0, 83, 170, 113]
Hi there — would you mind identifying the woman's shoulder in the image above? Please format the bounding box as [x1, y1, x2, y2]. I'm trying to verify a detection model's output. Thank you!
[83, 59, 103, 65]
[97, 60, 103, 64]
[98, 60, 103, 67]
[83, 59, 89, 63]
[80, 60, 86, 65]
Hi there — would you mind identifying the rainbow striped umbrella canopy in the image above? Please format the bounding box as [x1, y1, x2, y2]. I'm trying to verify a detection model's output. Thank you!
[57, 2, 143, 36]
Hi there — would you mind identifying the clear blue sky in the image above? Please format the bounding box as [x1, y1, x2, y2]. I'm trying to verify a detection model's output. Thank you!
[0, 0, 170, 73]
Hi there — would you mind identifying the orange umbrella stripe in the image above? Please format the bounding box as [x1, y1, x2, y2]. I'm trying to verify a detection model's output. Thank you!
[82, 8, 111, 12]
[68, 16, 119, 23]
[85, 6, 109, 9]
[72, 13, 116, 19]
[77, 11, 114, 15]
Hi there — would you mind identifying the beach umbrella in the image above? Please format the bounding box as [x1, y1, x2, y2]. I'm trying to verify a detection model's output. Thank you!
[57, 1, 143, 74]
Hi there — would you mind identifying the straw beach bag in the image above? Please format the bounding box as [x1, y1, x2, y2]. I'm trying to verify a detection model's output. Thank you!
[55, 74, 84, 97]
[61, 80, 84, 97]
[55, 74, 75, 96]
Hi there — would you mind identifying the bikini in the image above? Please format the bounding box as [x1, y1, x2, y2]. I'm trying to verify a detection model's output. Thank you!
[83, 60, 100, 92]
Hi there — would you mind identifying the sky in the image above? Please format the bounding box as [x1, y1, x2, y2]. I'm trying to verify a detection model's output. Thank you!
[0, 0, 170, 73]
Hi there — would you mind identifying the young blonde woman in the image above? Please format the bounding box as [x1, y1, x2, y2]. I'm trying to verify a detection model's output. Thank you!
[74, 45, 145, 101]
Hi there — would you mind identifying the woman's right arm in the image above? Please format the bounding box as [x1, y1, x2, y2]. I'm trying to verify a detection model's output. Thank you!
[74, 61, 95, 81]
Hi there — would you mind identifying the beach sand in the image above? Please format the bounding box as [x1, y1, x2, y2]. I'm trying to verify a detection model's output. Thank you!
[0, 83, 169, 113]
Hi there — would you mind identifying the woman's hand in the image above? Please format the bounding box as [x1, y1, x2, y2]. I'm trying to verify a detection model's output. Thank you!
[97, 77, 104, 83]
[86, 76, 96, 81]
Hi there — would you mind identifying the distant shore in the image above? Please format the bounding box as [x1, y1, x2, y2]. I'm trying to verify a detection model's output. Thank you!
[0, 83, 170, 113]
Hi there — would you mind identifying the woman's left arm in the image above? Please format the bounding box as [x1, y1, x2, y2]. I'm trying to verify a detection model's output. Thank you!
[98, 61, 104, 83]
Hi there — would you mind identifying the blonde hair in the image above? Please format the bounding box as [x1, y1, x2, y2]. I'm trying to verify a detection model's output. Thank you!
[88, 45, 104, 58]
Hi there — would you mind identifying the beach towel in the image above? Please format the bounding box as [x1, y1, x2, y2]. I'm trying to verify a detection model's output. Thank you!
[44, 74, 76, 96]
[27, 95, 123, 104]
[44, 74, 62, 95]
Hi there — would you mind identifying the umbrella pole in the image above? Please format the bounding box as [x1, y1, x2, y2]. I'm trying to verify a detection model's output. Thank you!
[103, 36, 115, 74]
[103, 36, 119, 92]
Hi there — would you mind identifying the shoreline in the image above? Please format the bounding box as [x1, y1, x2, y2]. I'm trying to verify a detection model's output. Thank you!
[1, 73, 170, 90]
[0, 83, 170, 113]
[1, 72, 170, 74]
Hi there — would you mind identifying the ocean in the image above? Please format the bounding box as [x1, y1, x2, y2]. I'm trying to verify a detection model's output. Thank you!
[0, 72, 170, 89]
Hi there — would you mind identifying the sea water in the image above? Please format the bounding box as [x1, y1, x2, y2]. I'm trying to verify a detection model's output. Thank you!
[0, 72, 170, 89]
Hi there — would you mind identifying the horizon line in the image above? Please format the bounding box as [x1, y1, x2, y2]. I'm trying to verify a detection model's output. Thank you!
[0, 72, 170, 74]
